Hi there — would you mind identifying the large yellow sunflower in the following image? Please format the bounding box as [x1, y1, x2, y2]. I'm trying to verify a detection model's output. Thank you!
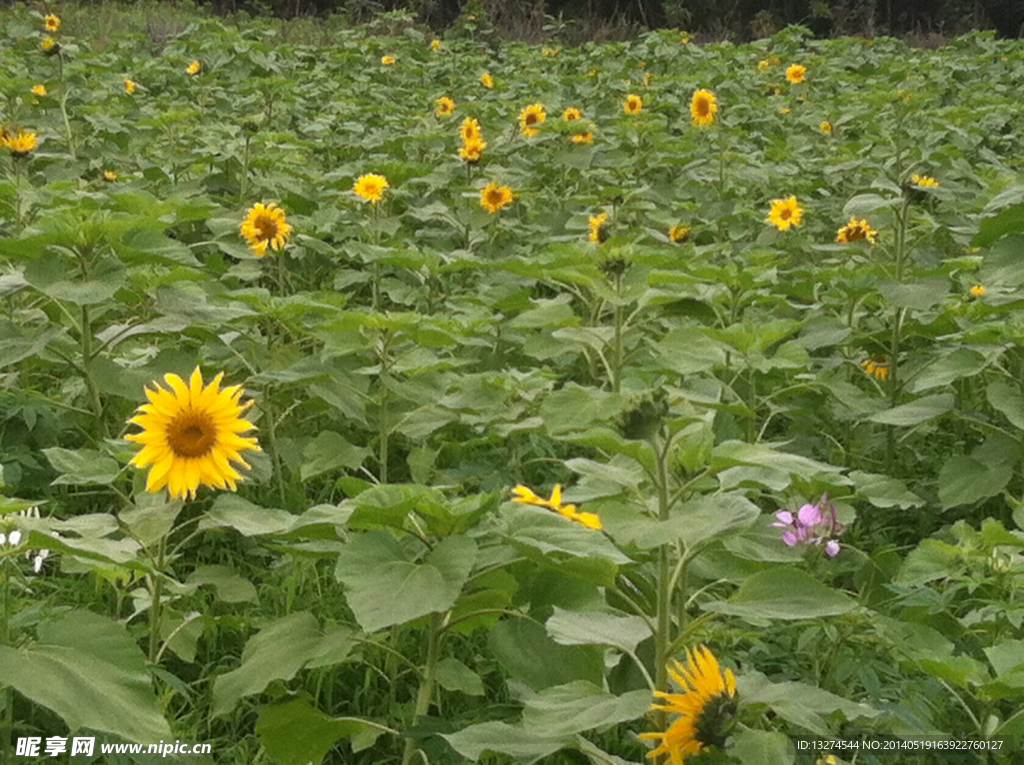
[562, 107, 583, 122]
[766, 196, 804, 231]
[480, 182, 514, 213]
[519, 103, 547, 137]
[240, 202, 293, 256]
[44, 13, 60, 31]
[835, 217, 877, 244]
[7, 129, 38, 157]
[459, 137, 486, 163]
[786, 63, 807, 83]
[354, 173, 389, 204]
[570, 130, 594, 144]
[624, 94, 643, 114]
[435, 96, 455, 117]
[126, 368, 260, 500]
[511, 484, 602, 530]
[640, 646, 738, 765]
[459, 117, 482, 143]
[690, 89, 717, 127]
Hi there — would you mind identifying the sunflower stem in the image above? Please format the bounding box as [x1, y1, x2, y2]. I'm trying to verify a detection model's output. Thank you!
[239, 135, 251, 204]
[148, 534, 166, 664]
[401, 612, 442, 765]
[654, 433, 673, 731]
[2, 561, 13, 764]
[378, 331, 391, 485]
[12, 159, 22, 235]
[612, 270, 624, 394]
[80, 304, 107, 438]
[57, 53, 75, 160]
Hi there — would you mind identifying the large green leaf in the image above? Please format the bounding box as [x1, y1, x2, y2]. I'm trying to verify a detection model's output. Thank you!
[973, 202, 1024, 247]
[443, 721, 570, 760]
[938, 455, 1011, 509]
[24, 252, 126, 305]
[702, 567, 857, 620]
[987, 380, 1024, 431]
[503, 504, 630, 564]
[43, 447, 121, 486]
[256, 699, 387, 765]
[867, 394, 954, 426]
[334, 531, 476, 632]
[739, 671, 878, 735]
[0, 611, 170, 742]
[489, 619, 604, 691]
[521, 681, 651, 737]
[546, 607, 651, 653]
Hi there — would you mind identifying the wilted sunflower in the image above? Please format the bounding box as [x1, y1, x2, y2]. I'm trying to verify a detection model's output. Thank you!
[7, 129, 38, 157]
[690, 89, 717, 127]
[459, 137, 486, 163]
[786, 64, 807, 83]
[624, 94, 643, 114]
[480, 73, 494, 88]
[353, 173, 389, 204]
[911, 173, 939, 188]
[480, 182, 513, 213]
[589, 212, 609, 243]
[31, 84, 46, 96]
[124, 78, 137, 94]
[861, 357, 890, 382]
[562, 107, 582, 122]
[126, 368, 260, 500]
[766, 196, 803, 231]
[820, 120, 833, 134]
[186, 60, 201, 75]
[669, 224, 690, 243]
[511, 484, 602, 530]
[570, 130, 594, 144]
[969, 284, 986, 298]
[640, 646, 738, 765]
[459, 117, 482, 143]
[44, 13, 60, 31]
[435, 96, 455, 117]
[835, 217, 877, 244]
[519, 103, 546, 137]
[240, 202, 293, 256]
[381, 55, 396, 65]
[41, 37, 59, 55]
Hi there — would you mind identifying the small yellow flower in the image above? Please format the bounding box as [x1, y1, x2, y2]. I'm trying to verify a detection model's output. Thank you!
[430, 38, 441, 51]
[562, 107, 582, 122]
[459, 117, 482, 143]
[435, 96, 455, 117]
[835, 217, 877, 244]
[459, 138, 486, 163]
[480, 73, 494, 88]
[643, 71, 652, 87]
[41, 37, 59, 54]
[519, 103, 546, 137]
[779, 107, 791, 115]
[690, 89, 717, 127]
[669, 224, 690, 243]
[103, 170, 117, 182]
[861, 357, 890, 382]
[353, 173, 389, 204]
[381, 55, 396, 65]
[511, 484, 602, 530]
[541, 47, 559, 57]
[570, 130, 594, 144]
[124, 78, 137, 94]
[187, 60, 201, 75]
[589, 212, 609, 243]
[820, 120, 833, 133]
[679, 31, 691, 44]
[911, 173, 939, 187]
[786, 64, 807, 83]
[969, 284, 986, 298]
[44, 14, 60, 32]
[766, 196, 804, 231]
[31, 85, 46, 96]
[623, 94, 643, 114]
[758, 59, 770, 70]
[817, 755, 838, 765]
[480, 182, 514, 214]
[240, 202, 293, 256]
[7, 129, 38, 157]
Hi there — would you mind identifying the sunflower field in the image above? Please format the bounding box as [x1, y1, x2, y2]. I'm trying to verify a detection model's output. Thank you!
[2, 6, 1024, 764]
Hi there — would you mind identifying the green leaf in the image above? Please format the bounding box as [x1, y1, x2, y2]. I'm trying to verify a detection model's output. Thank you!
[0, 611, 170, 742]
[867, 393, 954, 426]
[985, 640, 1024, 677]
[656, 329, 728, 374]
[850, 470, 925, 509]
[212, 612, 356, 716]
[521, 681, 651, 737]
[546, 607, 651, 653]
[730, 728, 795, 765]
[24, 252, 126, 305]
[987, 380, 1024, 430]
[973, 202, 1024, 247]
[43, 447, 121, 486]
[702, 567, 857, 620]
[909, 349, 988, 393]
[489, 619, 604, 691]
[118, 228, 201, 266]
[200, 494, 296, 536]
[503, 504, 630, 564]
[435, 657, 485, 696]
[938, 455, 1011, 509]
[711, 441, 841, 479]
[443, 721, 570, 760]
[739, 671, 878, 735]
[300, 430, 371, 481]
[186, 565, 258, 603]
[334, 532, 477, 632]
[256, 699, 385, 765]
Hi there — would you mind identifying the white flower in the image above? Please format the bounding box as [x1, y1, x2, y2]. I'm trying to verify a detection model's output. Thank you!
[8, 530, 21, 547]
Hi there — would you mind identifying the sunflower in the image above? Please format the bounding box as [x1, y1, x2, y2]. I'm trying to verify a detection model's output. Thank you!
[430, 38, 441, 51]
[511, 484, 602, 530]
[353, 173, 389, 204]
[562, 107, 582, 122]
[640, 646, 738, 765]
[570, 130, 594, 144]
[41, 37, 59, 54]
[381, 55, 396, 65]
[624, 94, 643, 114]
[835, 217, 877, 244]
[669, 224, 690, 243]
[911, 173, 939, 187]
[690, 89, 717, 127]
[480, 73, 494, 88]
[240, 202, 293, 256]
[861, 357, 890, 382]
[786, 64, 807, 83]
[758, 59, 770, 70]
[480, 182, 514, 214]
[31, 84, 46, 96]
[459, 117, 482, 143]
[186, 60, 201, 75]
[766, 196, 803, 231]
[969, 284, 986, 298]
[435, 96, 455, 117]
[519, 103, 546, 137]
[7, 129, 38, 157]
[124, 78, 137, 94]
[589, 212, 609, 244]
[459, 137, 486, 163]
[44, 13, 60, 31]
[126, 368, 260, 500]
[103, 170, 117, 182]
[820, 120, 833, 134]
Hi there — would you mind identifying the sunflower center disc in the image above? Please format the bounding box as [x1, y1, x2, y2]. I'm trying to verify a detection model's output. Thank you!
[255, 215, 279, 242]
[167, 410, 218, 458]
[780, 209, 792, 220]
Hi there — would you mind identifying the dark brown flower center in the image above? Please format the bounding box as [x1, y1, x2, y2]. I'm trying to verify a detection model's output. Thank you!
[255, 214, 279, 242]
[524, 113, 538, 125]
[696, 98, 710, 116]
[780, 208, 792, 220]
[167, 410, 218, 458]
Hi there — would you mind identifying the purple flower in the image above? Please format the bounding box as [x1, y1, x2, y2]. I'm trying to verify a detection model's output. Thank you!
[771, 494, 846, 558]
[824, 539, 841, 558]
